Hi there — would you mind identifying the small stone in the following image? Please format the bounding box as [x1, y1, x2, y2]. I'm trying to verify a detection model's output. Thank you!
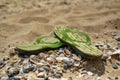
[103, 61, 107, 66]
[46, 57, 54, 64]
[39, 53, 45, 58]
[3, 56, 9, 61]
[63, 64, 68, 70]
[29, 65, 35, 71]
[64, 61, 73, 67]
[61, 78, 68, 80]
[38, 67, 44, 72]
[117, 42, 120, 48]
[68, 77, 73, 80]
[42, 65, 50, 72]
[113, 50, 120, 54]
[44, 76, 49, 80]
[74, 62, 80, 67]
[95, 77, 101, 80]
[64, 49, 71, 55]
[112, 32, 117, 36]
[107, 77, 113, 80]
[87, 71, 94, 76]
[54, 73, 62, 78]
[37, 72, 45, 78]
[112, 64, 118, 69]
[95, 43, 104, 50]
[56, 57, 69, 63]
[1, 77, 8, 80]
[106, 43, 111, 49]
[104, 32, 107, 35]
[9, 49, 17, 56]
[47, 50, 56, 54]
[95, 33, 99, 38]
[23, 68, 29, 73]
[78, 72, 87, 77]
[102, 56, 108, 61]
[115, 36, 120, 41]
[115, 77, 119, 80]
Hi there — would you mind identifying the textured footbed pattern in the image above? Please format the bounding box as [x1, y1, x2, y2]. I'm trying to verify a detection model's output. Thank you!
[54, 26, 103, 58]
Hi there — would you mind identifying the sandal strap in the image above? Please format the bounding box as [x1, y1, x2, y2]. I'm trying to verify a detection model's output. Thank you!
[34, 36, 61, 44]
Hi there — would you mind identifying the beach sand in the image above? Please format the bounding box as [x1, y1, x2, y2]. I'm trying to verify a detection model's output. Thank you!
[0, 0, 120, 80]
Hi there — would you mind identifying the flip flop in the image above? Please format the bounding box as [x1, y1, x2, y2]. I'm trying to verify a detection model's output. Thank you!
[16, 36, 64, 54]
[54, 26, 103, 59]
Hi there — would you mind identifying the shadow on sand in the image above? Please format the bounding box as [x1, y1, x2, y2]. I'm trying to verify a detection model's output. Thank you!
[82, 59, 105, 76]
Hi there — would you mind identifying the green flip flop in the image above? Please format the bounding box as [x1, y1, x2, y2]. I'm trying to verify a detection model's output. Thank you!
[54, 26, 103, 59]
[16, 36, 64, 54]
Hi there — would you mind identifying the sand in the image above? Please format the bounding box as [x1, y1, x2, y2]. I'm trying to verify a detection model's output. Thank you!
[0, 0, 120, 80]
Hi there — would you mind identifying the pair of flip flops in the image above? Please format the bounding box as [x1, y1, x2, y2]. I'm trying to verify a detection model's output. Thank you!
[16, 26, 103, 59]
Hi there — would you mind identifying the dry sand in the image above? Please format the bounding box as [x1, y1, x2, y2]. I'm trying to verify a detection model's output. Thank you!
[0, 0, 120, 80]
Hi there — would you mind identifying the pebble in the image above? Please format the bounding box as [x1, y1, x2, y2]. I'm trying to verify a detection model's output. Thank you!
[29, 65, 35, 71]
[95, 33, 99, 38]
[95, 43, 104, 50]
[63, 64, 68, 70]
[87, 71, 94, 76]
[7, 77, 21, 80]
[107, 77, 113, 80]
[56, 57, 69, 62]
[102, 55, 108, 61]
[115, 77, 119, 80]
[74, 61, 80, 67]
[112, 64, 118, 69]
[95, 77, 101, 80]
[42, 65, 51, 72]
[64, 49, 71, 55]
[44, 76, 49, 80]
[23, 68, 29, 73]
[64, 60, 73, 67]
[115, 36, 120, 41]
[54, 73, 62, 78]
[1, 77, 8, 80]
[111, 32, 117, 36]
[68, 77, 73, 80]
[37, 72, 45, 78]
[117, 42, 120, 48]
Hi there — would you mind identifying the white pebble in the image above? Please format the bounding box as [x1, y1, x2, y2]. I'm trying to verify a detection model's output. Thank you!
[87, 71, 94, 76]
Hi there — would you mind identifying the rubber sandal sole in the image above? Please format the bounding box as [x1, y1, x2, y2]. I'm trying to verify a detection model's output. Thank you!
[54, 26, 103, 59]
[16, 36, 64, 54]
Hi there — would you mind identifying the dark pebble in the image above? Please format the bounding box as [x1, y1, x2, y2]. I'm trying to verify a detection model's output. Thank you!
[63, 64, 68, 70]
[29, 65, 35, 71]
[112, 64, 118, 69]
[64, 60, 73, 67]
[7, 77, 13, 80]
[108, 77, 113, 80]
[7, 77, 21, 80]
[103, 61, 107, 66]
[14, 78, 20, 80]
[68, 77, 73, 80]
[115, 37, 120, 41]
[102, 56, 108, 61]
[23, 68, 29, 73]
[8, 73, 14, 77]
[115, 77, 119, 80]
[54, 73, 62, 78]
[42, 66, 50, 72]
[13, 70, 19, 75]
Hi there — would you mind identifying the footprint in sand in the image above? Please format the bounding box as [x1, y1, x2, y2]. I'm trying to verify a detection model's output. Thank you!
[18, 17, 49, 24]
